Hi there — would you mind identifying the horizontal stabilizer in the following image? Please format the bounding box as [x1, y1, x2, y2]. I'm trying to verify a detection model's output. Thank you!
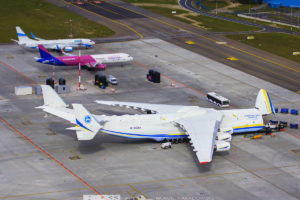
[40, 106, 75, 123]
[40, 85, 68, 108]
[11, 39, 19, 44]
[75, 130, 97, 140]
[66, 126, 81, 131]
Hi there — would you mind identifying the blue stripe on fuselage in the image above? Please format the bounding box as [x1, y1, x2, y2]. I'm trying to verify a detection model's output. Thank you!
[81, 44, 93, 48]
[233, 126, 264, 133]
[101, 129, 187, 139]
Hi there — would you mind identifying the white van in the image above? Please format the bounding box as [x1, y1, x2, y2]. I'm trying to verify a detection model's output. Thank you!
[107, 75, 118, 85]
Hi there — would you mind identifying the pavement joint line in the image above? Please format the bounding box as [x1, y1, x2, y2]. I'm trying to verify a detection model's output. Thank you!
[127, 184, 148, 198]
[189, 41, 300, 85]
[0, 188, 88, 200]
[104, 0, 300, 74]
[132, 61, 206, 96]
[58, 0, 300, 89]
[61, 0, 144, 40]
[0, 117, 104, 198]
[101, 42, 292, 104]
[2, 162, 300, 199]
[286, 132, 300, 140]
[139, 38, 300, 95]
[87, 1, 127, 18]
[225, 43, 300, 73]
[1, 3, 298, 197]
[0, 60, 37, 85]
[224, 156, 299, 198]
[235, 54, 300, 85]
[95, 163, 300, 189]
[95, 45, 206, 96]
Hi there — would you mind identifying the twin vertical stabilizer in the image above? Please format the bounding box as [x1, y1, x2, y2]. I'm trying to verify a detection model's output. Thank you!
[255, 89, 275, 115]
[39, 85, 102, 140]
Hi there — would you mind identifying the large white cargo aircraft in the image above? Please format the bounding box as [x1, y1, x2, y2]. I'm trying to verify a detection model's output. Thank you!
[37, 86, 275, 164]
[12, 26, 95, 52]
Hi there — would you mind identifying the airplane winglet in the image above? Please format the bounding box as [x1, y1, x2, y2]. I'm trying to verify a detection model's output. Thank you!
[199, 161, 210, 164]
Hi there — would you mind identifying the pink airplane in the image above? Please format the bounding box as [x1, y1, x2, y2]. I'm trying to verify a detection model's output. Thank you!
[35, 45, 133, 69]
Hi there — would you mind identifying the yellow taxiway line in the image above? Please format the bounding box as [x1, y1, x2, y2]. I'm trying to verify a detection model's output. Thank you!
[105, 0, 300, 74]
[61, 0, 144, 40]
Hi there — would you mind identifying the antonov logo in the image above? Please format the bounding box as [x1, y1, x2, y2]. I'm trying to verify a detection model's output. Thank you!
[84, 116, 92, 123]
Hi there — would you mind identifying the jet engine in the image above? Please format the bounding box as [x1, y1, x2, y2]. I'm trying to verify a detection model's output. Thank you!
[96, 64, 106, 70]
[219, 127, 233, 134]
[216, 132, 232, 142]
[214, 141, 231, 152]
[64, 46, 73, 52]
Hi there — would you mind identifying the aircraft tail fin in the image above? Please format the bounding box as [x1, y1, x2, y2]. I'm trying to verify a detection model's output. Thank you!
[16, 26, 34, 42]
[38, 45, 55, 59]
[40, 85, 68, 108]
[255, 89, 275, 115]
[73, 104, 102, 140]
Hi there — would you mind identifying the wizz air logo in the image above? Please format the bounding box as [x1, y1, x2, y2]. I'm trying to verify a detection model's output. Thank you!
[84, 116, 92, 123]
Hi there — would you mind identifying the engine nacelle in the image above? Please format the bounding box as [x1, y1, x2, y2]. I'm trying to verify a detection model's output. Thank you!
[219, 127, 233, 134]
[214, 141, 231, 152]
[96, 64, 106, 70]
[64, 46, 73, 52]
[216, 132, 232, 142]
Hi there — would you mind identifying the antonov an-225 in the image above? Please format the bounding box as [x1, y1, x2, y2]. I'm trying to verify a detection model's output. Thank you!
[38, 85, 275, 164]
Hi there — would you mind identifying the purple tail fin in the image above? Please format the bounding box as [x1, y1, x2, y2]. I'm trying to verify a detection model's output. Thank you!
[38, 45, 55, 59]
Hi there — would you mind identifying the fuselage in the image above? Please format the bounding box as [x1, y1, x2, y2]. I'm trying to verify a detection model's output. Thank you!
[37, 53, 133, 68]
[20, 38, 95, 50]
[92, 53, 133, 64]
[96, 107, 264, 141]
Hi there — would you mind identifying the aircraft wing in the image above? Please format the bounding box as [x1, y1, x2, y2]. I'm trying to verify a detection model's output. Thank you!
[174, 112, 223, 164]
[95, 101, 186, 114]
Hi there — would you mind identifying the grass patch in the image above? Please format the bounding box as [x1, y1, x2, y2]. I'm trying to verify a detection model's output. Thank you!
[186, 15, 260, 32]
[139, 5, 259, 32]
[0, 0, 115, 43]
[201, 0, 229, 9]
[140, 6, 193, 24]
[228, 3, 261, 11]
[219, 13, 300, 32]
[122, 0, 178, 4]
[226, 33, 300, 63]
